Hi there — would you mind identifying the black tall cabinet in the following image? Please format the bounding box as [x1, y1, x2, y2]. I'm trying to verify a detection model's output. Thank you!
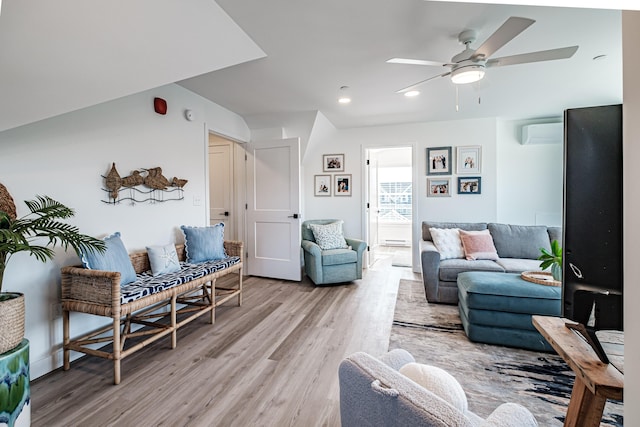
[562, 104, 623, 330]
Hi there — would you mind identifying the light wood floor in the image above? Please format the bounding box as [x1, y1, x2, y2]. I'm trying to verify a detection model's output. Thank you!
[31, 256, 420, 427]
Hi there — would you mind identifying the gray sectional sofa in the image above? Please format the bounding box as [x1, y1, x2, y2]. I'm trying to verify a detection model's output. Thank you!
[420, 221, 561, 304]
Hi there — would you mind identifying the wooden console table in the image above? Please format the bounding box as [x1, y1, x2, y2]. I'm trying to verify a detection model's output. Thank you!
[532, 315, 623, 427]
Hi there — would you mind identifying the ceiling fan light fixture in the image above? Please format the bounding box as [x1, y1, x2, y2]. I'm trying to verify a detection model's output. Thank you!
[450, 64, 486, 85]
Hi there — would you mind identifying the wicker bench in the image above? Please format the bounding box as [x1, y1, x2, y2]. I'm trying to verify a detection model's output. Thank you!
[60, 241, 243, 384]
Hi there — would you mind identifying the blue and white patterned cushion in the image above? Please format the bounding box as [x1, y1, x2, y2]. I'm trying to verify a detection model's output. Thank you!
[120, 256, 240, 304]
[308, 221, 349, 250]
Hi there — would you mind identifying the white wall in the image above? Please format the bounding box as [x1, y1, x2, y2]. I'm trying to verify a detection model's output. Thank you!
[623, 10, 639, 423]
[496, 118, 564, 226]
[0, 83, 250, 379]
[302, 118, 499, 271]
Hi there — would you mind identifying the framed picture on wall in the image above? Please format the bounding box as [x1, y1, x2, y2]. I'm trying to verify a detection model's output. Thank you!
[323, 154, 345, 172]
[458, 176, 482, 194]
[427, 146, 452, 175]
[427, 178, 451, 197]
[334, 174, 352, 196]
[314, 175, 331, 196]
[456, 145, 482, 174]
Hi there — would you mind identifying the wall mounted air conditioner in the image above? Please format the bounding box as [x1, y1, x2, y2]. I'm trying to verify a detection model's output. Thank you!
[520, 122, 563, 145]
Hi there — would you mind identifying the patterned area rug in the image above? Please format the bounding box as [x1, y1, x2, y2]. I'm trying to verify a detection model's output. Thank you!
[389, 279, 623, 426]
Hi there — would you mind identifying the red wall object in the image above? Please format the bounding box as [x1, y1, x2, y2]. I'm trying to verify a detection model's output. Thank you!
[154, 97, 167, 115]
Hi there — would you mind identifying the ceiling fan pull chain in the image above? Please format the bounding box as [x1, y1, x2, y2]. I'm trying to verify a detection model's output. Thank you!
[455, 86, 460, 112]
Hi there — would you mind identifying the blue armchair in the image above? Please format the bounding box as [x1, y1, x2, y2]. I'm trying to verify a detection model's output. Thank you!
[301, 219, 367, 285]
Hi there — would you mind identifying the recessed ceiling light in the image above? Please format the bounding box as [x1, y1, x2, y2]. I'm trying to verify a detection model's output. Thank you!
[338, 86, 351, 104]
[404, 90, 420, 97]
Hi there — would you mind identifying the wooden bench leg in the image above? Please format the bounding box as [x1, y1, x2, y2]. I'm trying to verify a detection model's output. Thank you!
[171, 294, 177, 349]
[113, 315, 121, 385]
[210, 280, 216, 325]
[237, 269, 243, 307]
[63, 309, 70, 371]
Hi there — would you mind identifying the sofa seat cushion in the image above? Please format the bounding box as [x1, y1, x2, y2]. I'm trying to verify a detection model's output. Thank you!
[457, 271, 561, 315]
[322, 248, 357, 266]
[121, 256, 241, 304]
[439, 259, 504, 282]
[495, 258, 543, 274]
[488, 223, 552, 259]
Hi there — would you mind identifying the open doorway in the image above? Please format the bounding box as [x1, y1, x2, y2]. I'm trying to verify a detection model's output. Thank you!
[366, 146, 413, 268]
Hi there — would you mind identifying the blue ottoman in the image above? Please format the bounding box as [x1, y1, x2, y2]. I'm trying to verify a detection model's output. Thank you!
[457, 271, 561, 352]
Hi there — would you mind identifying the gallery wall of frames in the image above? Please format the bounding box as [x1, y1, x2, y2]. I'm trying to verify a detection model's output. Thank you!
[314, 153, 352, 197]
[426, 145, 482, 198]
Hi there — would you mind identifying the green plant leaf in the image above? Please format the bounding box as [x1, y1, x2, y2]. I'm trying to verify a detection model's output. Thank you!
[0, 195, 106, 293]
[539, 239, 562, 271]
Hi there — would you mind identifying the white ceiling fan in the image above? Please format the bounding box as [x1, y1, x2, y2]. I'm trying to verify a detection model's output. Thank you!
[388, 16, 579, 93]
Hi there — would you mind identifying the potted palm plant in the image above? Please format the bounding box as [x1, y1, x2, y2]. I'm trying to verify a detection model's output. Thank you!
[538, 239, 562, 282]
[0, 183, 105, 354]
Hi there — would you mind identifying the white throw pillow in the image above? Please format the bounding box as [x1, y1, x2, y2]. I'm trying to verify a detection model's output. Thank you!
[399, 362, 468, 413]
[308, 221, 349, 250]
[429, 228, 464, 260]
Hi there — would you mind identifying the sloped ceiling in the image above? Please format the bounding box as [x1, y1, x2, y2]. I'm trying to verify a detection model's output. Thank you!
[179, 0, 622, 129]
[0, 0, 265, 132]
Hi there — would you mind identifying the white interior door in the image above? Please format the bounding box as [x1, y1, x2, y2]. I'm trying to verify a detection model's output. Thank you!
[208, 142, 234, 237]
[367, 155, 380, 267]
[246, 138, 301, 281]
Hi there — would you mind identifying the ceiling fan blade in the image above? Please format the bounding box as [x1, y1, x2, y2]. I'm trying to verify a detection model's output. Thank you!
[486, 46, 579, 67]
[473, 16, 535, 60]
[396, 72, 451, 93]
[387, 58, 448, 67]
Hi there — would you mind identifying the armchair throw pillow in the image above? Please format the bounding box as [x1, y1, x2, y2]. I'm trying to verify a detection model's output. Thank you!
[308, 221, 349, 250]
[399, 362, 468, 413]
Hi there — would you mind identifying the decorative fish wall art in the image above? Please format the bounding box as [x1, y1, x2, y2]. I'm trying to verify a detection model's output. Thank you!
[102, 163, 188, 204]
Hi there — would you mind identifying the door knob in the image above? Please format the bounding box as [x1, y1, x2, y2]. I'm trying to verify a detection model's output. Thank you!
[220, 211, 229, 216]
[288, 213, 299, 219]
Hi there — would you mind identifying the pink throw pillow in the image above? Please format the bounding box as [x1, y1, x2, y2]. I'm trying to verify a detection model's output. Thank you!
[459, 229, 499, 261]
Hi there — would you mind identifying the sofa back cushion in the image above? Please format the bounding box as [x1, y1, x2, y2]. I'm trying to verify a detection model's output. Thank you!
[422, 222, 487, 242]
[488, 223, 551, 259]
[547, 226, 562, 244]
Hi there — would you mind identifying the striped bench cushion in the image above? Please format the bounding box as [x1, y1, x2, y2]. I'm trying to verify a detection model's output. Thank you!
[121, 256, 241, 304]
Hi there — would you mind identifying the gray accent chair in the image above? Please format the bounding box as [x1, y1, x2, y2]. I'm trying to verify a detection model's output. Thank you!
[420, 221, 562, 304]
[301, 219, 367, 285]
[339, 349, 538, 427]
